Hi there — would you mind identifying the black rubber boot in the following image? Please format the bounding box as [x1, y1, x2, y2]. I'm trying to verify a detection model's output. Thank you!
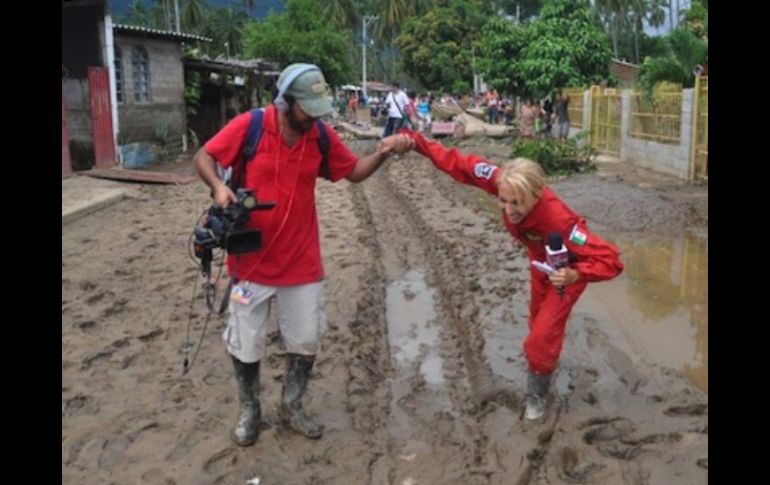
[231, 356, 261, 446]
[525, 370, 552, 420]
[281, 353, 323, 439]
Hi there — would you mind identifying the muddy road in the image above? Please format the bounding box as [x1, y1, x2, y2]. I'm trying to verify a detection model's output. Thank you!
[62, 138, 707, 484]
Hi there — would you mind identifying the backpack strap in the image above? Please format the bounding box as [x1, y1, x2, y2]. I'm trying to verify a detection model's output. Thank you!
[232, 109, 331, 187]
[316, 120, 331, 181]
[230, 108, 264, 190]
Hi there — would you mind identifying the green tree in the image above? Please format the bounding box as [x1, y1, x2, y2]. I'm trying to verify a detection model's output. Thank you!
[637, 27, 707, 91]
[638, 32, 669, 59]
[681, 0, 707, 39]
[395, 0, 489, 92]
[480, 0, 611, 98]
[243, 0, 353, 85]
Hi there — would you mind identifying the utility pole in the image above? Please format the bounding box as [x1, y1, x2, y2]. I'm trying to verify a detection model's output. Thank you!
[472, 45, 478, 95]
[362, 15, 379, 102]
[174, 0, 180, 33]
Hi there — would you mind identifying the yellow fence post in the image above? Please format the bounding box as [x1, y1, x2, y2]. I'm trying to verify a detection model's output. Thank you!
[590, 85, 600, 148]
[689, 76, 708, 182]
[689, 76, 701, 181]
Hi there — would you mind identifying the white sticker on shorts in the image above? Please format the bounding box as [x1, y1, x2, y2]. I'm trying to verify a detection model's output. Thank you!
[230, 285, 254, 304]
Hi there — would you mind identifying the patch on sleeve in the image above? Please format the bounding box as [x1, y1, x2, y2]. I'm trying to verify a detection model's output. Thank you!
[473, 162, 497, 180]
[569, 224, 588, 245]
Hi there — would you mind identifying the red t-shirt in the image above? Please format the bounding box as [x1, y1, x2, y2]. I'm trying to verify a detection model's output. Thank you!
[204, 106, 358, 285]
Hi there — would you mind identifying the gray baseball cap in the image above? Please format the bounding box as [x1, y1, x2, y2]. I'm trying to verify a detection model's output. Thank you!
[278, 63, 333, 117]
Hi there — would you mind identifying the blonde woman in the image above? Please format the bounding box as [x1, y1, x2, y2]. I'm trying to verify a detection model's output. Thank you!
[403, 130, 624, 420]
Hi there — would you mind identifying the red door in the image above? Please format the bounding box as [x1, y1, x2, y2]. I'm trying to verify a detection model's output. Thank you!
[62, 78, 72, 178]
[88, 67, 116, 168]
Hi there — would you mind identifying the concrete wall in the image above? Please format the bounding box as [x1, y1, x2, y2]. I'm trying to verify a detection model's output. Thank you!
[115, 35, 186, 144]
[63, 78, 93, 143]
[62, 78, 97, 170]
[580, 88, 695, 181]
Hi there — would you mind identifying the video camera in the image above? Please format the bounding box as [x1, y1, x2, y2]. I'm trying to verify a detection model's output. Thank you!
[193, 188, 275, 274]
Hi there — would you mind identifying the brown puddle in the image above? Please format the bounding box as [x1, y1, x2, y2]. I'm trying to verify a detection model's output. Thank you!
[581, 231, 708, 393]
[385, 270, 454, 450]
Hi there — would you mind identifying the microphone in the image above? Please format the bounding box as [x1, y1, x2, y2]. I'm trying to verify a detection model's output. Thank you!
[546, 233, 569, 298]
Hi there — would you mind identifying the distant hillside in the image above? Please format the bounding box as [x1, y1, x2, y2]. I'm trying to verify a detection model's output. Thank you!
[109, 0, 284, 21]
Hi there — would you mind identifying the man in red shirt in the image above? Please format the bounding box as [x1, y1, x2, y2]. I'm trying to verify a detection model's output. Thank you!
[194, 63, 414, 446]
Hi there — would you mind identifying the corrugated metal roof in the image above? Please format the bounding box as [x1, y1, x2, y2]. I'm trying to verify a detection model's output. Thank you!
[209, 57, 280, 70]
[184, 57, 281, 75]
[114, 24, 212, 43]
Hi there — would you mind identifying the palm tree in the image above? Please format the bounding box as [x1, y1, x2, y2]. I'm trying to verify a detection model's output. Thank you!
[181, 0, 207, 32]
[204, 8, 249, 58]
[629, 0, 647, 63]
[668, 0, 674, 31]
[675, 0, 680, 27]
[371, 0, 435, 81]
[647, 0, 667, 33]
[150, 0, 174, 30]
[596, 0, 624, 59]
[373, 0, 423, 41]
[127, 0, 151, 26]
[319, 0, 361, 30]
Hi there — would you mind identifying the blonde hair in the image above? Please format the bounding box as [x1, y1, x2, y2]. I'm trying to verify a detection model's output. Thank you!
[496, 158, 547, 208]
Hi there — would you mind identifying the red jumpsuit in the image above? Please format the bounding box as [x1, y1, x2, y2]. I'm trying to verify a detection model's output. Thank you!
[405, 131, 624, 375]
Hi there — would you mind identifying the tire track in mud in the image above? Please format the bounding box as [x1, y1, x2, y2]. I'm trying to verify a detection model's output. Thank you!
[377, 162, 537, 485]
[343, 181, 399, 484]
[375, 166, 501, 402]
[356, 161, 503, 484]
